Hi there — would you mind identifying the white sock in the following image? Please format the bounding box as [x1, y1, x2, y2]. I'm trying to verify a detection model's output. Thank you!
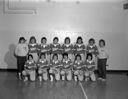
[74, 76, 77, 81]
[50, 75, 53, 82]
[62, 75, 65, 80]
[18, 73, 22, 79]
[39, 76, 42, 82]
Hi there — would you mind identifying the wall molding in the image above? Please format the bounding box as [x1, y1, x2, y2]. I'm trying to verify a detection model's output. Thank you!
[3, 0, 37, 14]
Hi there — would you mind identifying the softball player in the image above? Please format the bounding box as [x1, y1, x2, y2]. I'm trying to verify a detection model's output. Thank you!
[50, 37, 62, 61]
[74, 36, 86, 62]
[60, 53, 73, 81]
[49, 54, 62, 82]
[28, 36, 38, 62]
[22, 54, 37, 81]
[85, 53, 96, 81]
[86, 38, 98, 57]
[73, 54, 85, 81]
[62, 37, 74, 62]
[37, 53, 49, 81]
[38, 37, 50, 63]
[86, 38, 98, 68]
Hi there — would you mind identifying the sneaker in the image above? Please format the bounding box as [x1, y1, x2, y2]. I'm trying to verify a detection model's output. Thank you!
[24, 77, 28, 82]
[98, 78, 102, 80]
[85, 78, 89, 81]
[101, 78, 106, 82]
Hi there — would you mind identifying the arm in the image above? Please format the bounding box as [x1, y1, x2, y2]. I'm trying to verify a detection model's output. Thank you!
[25, 44, 29, 55]
[15, 45, 19, 56]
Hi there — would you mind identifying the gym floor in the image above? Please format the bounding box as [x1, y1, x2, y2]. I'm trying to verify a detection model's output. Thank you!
[0, 72, 128, 99]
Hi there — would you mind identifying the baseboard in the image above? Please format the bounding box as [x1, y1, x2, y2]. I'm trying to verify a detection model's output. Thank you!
[0, 69, 128, 74]
[0, 69, 17, 72]
[95, 70, 128, 74]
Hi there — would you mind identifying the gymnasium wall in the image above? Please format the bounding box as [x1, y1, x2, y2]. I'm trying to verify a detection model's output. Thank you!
[0, 0, 128, 70]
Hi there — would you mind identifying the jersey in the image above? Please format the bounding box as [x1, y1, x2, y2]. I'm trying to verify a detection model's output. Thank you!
[73, 44, 85, 54]
[85, 60, 95, 71]
[50, 43, 61, 54]
[28, 43, 38, 53]
[38, 44, 50, 54]
[24, 60, 36, 70]
[37, 59, 49, 70]
[86, 44, 98, 56]
[50, 59, 62, 69]
[73, 60, 85, 71]
[62, 59, 72, 70]
[62, 44, 73, 54]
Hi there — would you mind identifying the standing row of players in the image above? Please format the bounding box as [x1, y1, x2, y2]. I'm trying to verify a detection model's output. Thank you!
[15, 36, 109, 82]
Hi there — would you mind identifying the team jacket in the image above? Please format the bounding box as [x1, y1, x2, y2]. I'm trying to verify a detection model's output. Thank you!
[28, 43, 38, 53]
[24, 60, 36, 70]
[50, 43, 61, 54]
[86, 44, 98, 56]
[37, 59, 49, 70]
[38, 44, 50, 54]
[62, 44, 73, 54]
[85, 60, 95, 71]
[73, 44, 86, 54]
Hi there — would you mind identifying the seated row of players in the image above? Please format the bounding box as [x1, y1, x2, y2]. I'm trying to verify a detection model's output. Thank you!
[22, 53, 96, 82]
[28, 36, 98, 62]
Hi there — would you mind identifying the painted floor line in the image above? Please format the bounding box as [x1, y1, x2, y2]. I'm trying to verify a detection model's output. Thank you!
[79, 82, 88, 99]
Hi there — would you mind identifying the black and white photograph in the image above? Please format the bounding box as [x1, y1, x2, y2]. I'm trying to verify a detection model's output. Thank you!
[0, 0, 128, 99]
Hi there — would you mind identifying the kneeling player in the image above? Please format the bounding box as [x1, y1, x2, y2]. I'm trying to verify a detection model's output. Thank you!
[85, 53, 96, 81]
[37, 53, 49, 81]
[22, 54, 36, 81]
[60, 53, 73, 81]
[73, 54, 85, 81]
[49, 54, 61, 81]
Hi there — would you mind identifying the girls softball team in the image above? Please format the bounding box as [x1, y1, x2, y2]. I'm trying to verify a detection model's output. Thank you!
[15, 36, 109, 82]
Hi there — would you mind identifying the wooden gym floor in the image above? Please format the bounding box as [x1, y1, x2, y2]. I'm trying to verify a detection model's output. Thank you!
[0, 72, 128, 99]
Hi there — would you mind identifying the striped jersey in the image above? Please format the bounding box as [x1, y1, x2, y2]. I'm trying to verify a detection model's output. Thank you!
[62, 59, 72, 69]
[73, 60, 84, 70]
[28, 43, 38, 53]
[50, 59, 61, 68]
[85, 60, 95, 71]
[50, 43, 61, 54]
[37, 59, 49, 69]
[86, 44, 98, 56]
[62, 44, 73, 54]
[24, 60, 36, 70]
[74, 44, 85, 54]
[38, 44, 50, 54]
